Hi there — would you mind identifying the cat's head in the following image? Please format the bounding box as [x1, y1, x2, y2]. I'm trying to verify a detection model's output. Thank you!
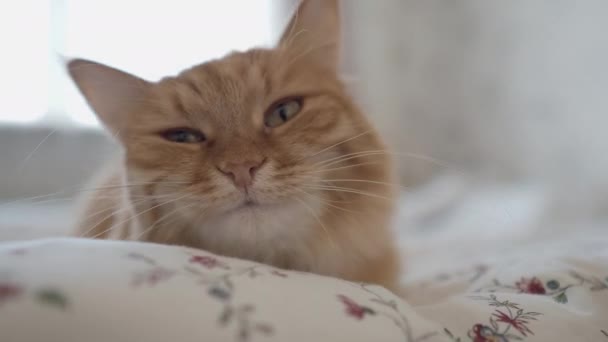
[69, 0, 394, 247]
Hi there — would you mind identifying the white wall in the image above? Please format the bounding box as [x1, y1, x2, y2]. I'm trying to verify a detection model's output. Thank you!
[345, 1, 608, 176]
[344, 0, 608, 217]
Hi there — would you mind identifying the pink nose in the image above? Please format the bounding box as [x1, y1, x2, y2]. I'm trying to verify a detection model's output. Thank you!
[217, 159, 265, 190]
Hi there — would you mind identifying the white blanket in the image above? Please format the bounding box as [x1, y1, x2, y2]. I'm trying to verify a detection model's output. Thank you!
[0, 179, 607, 341]
[0, 234, 606, 342]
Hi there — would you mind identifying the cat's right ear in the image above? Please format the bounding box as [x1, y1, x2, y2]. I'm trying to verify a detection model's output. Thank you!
[67, 59, 150, 134]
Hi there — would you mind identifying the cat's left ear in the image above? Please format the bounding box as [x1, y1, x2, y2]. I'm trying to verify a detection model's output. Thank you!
[67, 58, 151, 135]
[277, 0, 340, 72]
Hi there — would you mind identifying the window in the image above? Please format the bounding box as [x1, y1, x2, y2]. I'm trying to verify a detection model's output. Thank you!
[0, 0, 274, 127]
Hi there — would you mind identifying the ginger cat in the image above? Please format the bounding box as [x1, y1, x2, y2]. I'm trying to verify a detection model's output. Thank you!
[69, 0, 401, 291]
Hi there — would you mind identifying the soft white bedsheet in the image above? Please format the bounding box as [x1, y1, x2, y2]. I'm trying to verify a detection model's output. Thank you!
[0, 177, 606, 341]
[0, 235, 606, 342]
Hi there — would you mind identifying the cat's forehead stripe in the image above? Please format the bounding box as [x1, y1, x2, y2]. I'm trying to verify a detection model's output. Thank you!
[183, 77, 203, 98]
[171, 90, 187, 115]
[176, 54, 268, 107]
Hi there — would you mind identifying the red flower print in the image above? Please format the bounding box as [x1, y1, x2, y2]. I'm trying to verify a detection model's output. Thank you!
[515, 277, 546, 294]
[492, 310, 533, 336]
[468, 324, 507, 342]
[456, 296, 541, 342]
[132, 267, 175, 287]
[190, 255, 220, 269]
[337, 295, 375, 320]
[148, 269, 172, 284]
[0, 283, 23, 304]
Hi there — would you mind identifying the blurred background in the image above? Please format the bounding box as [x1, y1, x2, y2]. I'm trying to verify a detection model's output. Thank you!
[1, 1, 607, 246]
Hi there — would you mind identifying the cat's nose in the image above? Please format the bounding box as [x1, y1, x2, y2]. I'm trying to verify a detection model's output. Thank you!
[217, 159, 266, 191]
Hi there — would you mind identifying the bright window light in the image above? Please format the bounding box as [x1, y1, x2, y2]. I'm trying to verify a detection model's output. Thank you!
[0, 1, 51, 124]
[0, 0, 274, 127]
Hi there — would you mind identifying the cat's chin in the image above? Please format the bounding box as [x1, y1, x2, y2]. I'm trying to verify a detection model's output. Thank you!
[224, 199, 270, 215]
[195, 195, 318, 254]
[219, 190, 294, 217]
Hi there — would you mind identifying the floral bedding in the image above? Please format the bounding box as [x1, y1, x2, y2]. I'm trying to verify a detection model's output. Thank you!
[0, 236, 607, 342]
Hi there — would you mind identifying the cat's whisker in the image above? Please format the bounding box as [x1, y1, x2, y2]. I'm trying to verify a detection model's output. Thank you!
[283, 181, 353, 204]
[79, 206, 133, 238]
[316, 149, 464, 174]
[151, 201, 201, 244]
[77, 193, 177, 221]
[0, 192, 176, 212]
[301, 129, 373, 162]
[308, 161, 382, 174]
[0, 191, 79, 208]
[302, 185, 393, 201]
[304, 192, 355, 204]
[78, 196, 161, 238]
[293, 196, 336, 248]
[320, 178, 409, 190]
[293, 188, 358, 214]
[1, 196, 76, 208]
[17, 129, 58, 171]
[12, 193, 163, 209]
[314, 150, 387, 167]
[132, 202, 199, 241]
[80, 189, 210, 238]
[0, 193, 111, 209]
[391, 150, 464, 173]
[89, 193, 192, 240]
[0, 181, 190, 208]
[288, 171, 392, 204]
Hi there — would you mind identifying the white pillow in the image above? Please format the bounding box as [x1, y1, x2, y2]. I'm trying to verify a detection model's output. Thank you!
[1, 237, 607, 342]
[0, 238, 439, 342]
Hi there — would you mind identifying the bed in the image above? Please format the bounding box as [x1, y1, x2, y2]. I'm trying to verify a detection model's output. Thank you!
[1, 178, 606, 341]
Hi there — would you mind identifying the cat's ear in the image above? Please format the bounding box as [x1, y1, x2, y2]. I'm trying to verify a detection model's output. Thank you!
[277, 0, 340, 72]
[67, 59, 150, 133]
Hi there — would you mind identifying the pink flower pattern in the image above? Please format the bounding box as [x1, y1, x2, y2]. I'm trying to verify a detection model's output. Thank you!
[515, 277, 546, 294]
[476, 271, 608, 304]
[131, 267, 176, 287]
[0, 283, 23, 305]
[0, 247, 604, 342]
[337, 294, 375, 320]
[189, 255, 229, 270]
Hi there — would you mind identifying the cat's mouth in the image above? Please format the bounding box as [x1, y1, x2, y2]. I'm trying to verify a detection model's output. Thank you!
[221, 191, 288, 216]
[241, 198, 258, 208]
[226, 198, 264, 214]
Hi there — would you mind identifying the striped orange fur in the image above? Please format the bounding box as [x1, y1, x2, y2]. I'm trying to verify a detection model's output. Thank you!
[69, 0, 402, 291]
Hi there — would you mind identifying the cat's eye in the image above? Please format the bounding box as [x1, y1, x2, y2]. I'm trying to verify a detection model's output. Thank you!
[160, 128, 206, 143]
[264, 97, 303, 128]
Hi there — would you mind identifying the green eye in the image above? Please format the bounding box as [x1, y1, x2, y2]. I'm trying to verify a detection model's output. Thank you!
[265, 97, 303, 128]
[161, 128, 205, 143]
